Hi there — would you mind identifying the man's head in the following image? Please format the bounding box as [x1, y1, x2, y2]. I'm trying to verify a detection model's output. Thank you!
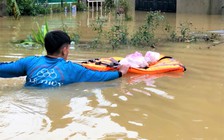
[44, 30, 71, 59]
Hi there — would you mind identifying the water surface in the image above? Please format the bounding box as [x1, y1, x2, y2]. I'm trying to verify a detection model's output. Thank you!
[0, 11, 224, 140]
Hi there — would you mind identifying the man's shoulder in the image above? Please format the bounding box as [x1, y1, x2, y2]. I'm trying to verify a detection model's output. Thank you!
[24, 55, 42, 60]
[27, 55, 41, 58]
[19, 56, 43, 65]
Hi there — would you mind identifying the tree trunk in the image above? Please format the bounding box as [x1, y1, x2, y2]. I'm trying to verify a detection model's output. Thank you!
[0, 0, 7, 16]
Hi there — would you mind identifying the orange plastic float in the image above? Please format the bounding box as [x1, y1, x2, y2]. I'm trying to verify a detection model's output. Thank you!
[81, 55, 186, 74]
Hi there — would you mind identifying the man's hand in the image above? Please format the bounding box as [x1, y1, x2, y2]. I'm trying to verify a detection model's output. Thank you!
[118, 64, 130, 76]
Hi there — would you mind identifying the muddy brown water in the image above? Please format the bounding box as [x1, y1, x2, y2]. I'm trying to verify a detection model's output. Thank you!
[0, 11, 224, 140]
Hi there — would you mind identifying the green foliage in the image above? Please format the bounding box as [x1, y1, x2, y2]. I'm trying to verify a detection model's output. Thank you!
[7, 0, 21, 19]
[118, 0, 131, 21]
[32, 21, 49, 46]
[165, 21, 222, 43]
[90, 38, 100, 48]
[18, 0, 35, 15]
[179, 22, 193, 41]
[145, 11, 164, 28]
[90, 17, 129, 49]
[7, 0, 50, 17]
[130, 11, 164, 47]
[91, 18, 105, 36]
[71, 33, 80, 44]
[164, 23, 177, 41]
[106, 24, 128, 49]
[131, 25, 155, 47]
[104, 0, 115, 13]
[165, 21, 197, 42]
[34, 4, 51, 15]
[76, 1, 86, 11]
[14, 21, 49, 54]
[16, 21, 49, 48]
[90, 18, 106, 48]
[16, 21, 82, 50]
[50, 4, 63, 13]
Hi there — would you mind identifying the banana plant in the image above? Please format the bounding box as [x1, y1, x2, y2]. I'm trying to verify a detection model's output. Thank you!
[8, 0, 21, 19]
[16, 21, 49, 48]
[32, 21, 49, 46]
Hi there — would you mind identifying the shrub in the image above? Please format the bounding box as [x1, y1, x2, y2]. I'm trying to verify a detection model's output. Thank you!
[107, 24, 128, 49]
[130, 11, 164, 47]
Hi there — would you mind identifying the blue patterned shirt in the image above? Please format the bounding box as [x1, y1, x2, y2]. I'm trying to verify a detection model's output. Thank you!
[0, 56, 120, 88]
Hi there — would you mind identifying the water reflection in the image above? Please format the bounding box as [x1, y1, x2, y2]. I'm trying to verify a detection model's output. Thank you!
[125, 73, 184, 99]
[62, 92, 138, 139]
[128, 73, 183, 86]
[0, 82, 143, 139]
[0, 90, 50, 139]
[0, 73, 183, 139]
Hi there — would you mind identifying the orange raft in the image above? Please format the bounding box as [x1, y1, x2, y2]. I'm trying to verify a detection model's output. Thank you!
[81, 55, 186, 74]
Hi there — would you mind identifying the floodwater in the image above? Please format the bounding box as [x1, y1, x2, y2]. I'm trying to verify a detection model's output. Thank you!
[0, 11, 224, 140]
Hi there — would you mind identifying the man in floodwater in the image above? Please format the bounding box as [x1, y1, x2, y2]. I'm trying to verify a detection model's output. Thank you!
[0, 30, 129, 88]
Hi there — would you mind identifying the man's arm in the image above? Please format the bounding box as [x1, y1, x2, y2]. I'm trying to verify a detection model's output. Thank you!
[69, 62, 129, 83]
[0, 58, 27, 78]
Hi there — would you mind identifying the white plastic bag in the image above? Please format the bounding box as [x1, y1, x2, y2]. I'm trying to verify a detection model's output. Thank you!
[119, 51, 149, 68]
[144, 51, 160, 63]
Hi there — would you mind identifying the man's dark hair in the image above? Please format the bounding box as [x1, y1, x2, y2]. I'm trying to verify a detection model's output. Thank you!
[44, 30, 71, 55]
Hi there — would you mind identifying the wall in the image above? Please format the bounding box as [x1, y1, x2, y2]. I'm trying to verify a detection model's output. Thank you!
[134, 0, 223, 14]
[210, 0, 224, 14]
[0, 0, 7, 16]
[177, 0, 224, 14]
[177, 0, 210, 14]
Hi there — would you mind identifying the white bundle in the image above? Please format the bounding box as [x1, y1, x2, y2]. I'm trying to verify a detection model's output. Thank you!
[119, 51, 160, 68]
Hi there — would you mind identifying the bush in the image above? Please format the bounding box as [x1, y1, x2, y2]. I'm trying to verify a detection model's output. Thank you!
[7, 0, 50, 16]
[130, 11, 164, 47]
[76, 1, 86, 11]
[107, 25, 128, 49]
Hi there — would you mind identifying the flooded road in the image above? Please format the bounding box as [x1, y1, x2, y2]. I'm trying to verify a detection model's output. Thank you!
[0, 11, 224, 140]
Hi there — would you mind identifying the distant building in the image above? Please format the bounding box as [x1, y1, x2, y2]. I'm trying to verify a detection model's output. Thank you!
[135, 0, 224, 15]
[135, 0, 176, 13]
